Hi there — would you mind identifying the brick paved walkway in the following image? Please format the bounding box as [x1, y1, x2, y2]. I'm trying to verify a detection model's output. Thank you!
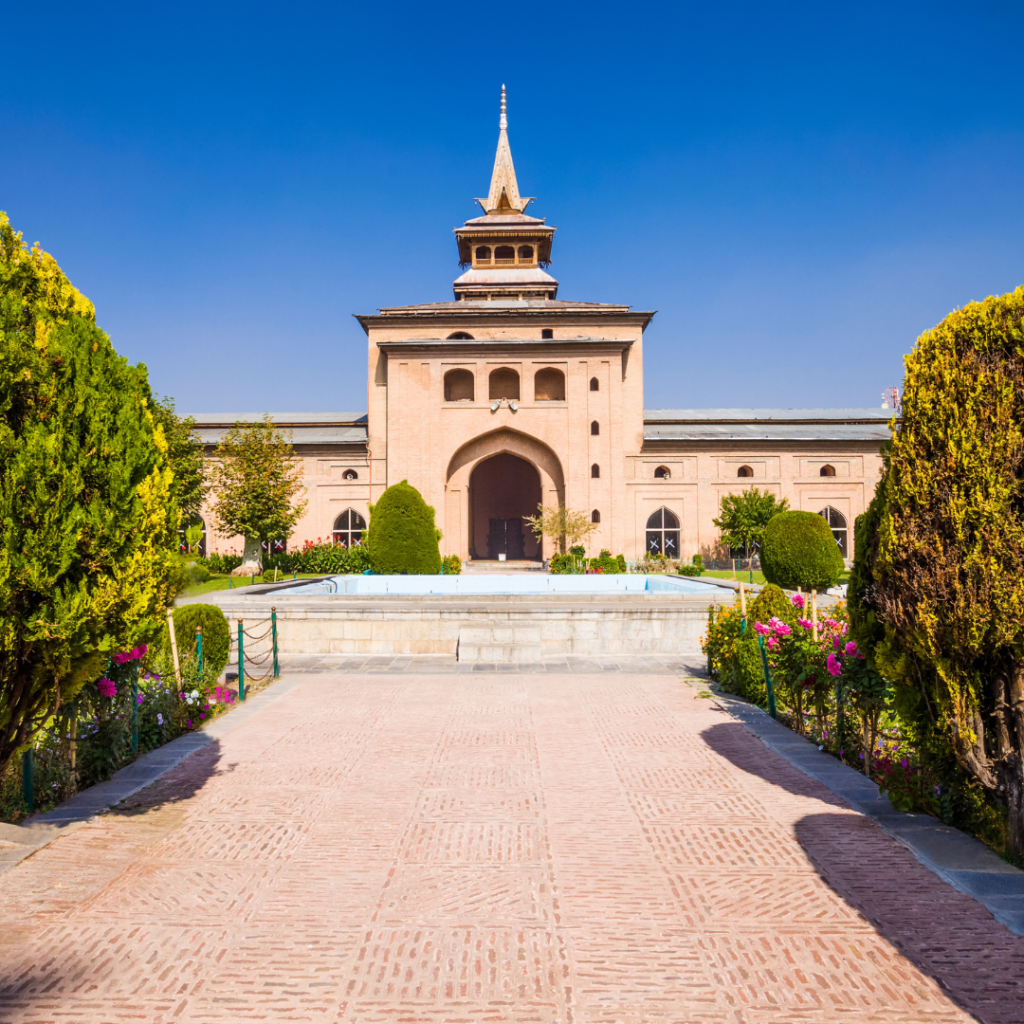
[1, 673, 1022, 1023]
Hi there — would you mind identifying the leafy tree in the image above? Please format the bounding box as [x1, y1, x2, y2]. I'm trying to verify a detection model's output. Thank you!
[0, 213, 178, 776]
[525, 505, 598, 555]
[153, 397, 207, 525]
[209, 416, 307, 573]
[852, 287, 1024, 855]
[366, 480, 441, 574]
[713, 487, 790, 557]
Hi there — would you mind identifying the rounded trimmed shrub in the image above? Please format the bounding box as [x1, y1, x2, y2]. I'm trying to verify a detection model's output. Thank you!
[761, 511, 844, 591]
[748, 583, 797, 626]
[165, 604, 231, 683]
[366, 480, 442, 575]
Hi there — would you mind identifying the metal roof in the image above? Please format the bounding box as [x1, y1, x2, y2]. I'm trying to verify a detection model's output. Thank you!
[643, 408, 893, 422]
[189, 412, 367, 425]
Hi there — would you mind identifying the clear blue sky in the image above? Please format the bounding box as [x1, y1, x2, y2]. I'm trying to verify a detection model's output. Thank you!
[4, 1, 1022, 414]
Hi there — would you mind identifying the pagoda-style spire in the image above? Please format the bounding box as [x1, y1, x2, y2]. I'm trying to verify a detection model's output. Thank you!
[475, 85, 534, 215]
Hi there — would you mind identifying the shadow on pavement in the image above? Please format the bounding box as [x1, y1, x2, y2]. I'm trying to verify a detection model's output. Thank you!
[701, 720, 1024, 1024]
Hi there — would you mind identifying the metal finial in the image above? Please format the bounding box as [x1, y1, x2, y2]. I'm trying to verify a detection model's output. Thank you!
[500, 84, 507, 131]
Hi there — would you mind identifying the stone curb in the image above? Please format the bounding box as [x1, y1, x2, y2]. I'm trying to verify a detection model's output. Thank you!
[683, 677, 1024, 937]
[0, 678, 299, 877]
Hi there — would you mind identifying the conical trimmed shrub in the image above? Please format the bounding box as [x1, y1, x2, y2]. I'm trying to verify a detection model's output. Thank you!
[367, 480, 442, 575]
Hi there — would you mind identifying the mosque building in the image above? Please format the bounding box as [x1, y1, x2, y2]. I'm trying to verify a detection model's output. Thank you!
[194, 88, 890, 565]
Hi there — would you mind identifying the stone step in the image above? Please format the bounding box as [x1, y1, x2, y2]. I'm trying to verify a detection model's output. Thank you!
[462, 560, 545, 574]
[457, 624, 543, 662]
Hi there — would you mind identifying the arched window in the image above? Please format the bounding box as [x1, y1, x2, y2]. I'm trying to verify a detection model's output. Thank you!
[654, 466, 670, 479]
[333, 508, 367, 548]
[820, 464, 836, 477]
[489, 367, 520, 400]
[475, 246, 491, 263]
[819, 506, 848, 558]
[447, 331, 474, 340]
[591, 420, 600, 435]
[444, 368, 475, 401]
[591, 464, 600, 478]
[178, 516, 206, 556]
[494, 245, 515, 264]
[518, 245, 534, 262]
[737, 465, 753, 478]
[590, 377, 599, 391]
[591, 509, 601, 523]
[534, 367, 565, 401]
[343, 469, 358, 480]
[645, 507, 680, 558]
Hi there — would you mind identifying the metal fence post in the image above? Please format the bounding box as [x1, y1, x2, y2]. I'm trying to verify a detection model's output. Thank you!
[757, 634, 778, 719]
[271, 606, 279, 679]
[131, 665, 139, 755]
[22, 748, 33, 814]
[238, 619, 245, 701]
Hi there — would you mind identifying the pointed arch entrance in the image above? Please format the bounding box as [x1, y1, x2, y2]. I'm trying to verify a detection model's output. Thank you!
[445, 428, 565, 562]
[470, 454, 541, 559]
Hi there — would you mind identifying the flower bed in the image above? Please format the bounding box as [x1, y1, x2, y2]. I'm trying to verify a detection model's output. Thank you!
[703, 587, 1009, 853]
[0, 645, 241, 824]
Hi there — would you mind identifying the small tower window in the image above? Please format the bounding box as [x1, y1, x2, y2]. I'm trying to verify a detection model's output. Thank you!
[489, 367, 520, 400]
[737, 465, 753, 478]
[591, 464, 600, 478]
[591, 509, 601, 523]
[591, 421, 600, 436]
[820, 464, 836, 477]
[542, 328, 553, 339]
[445, 368, 475, 401]
[654, 466, 670, 479]
[475, 246, 491, 263]
[343, 469, 358, 480]
[534, 367, 565, 401]
[447, 332, 474, 340]
[590, 377, 599, 391]
[494, 245, 515, 264]
[518, 245, 534, 262]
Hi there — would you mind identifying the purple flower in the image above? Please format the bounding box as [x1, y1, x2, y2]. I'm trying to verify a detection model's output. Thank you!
[157, 713, 164, 726]
[844, 641, 858, 657]
[97, 678, 116, 698]
[832, 636, 843, 651]
[901, 758, 908, 768]
[826, 653, 842, 677]
[136, 693, 144, 705]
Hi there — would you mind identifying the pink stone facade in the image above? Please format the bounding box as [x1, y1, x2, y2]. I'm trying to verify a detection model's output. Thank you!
[192, 95, 889, 565]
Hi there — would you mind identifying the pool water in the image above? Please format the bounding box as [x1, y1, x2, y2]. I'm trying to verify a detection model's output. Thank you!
[282, 574, 718, 596]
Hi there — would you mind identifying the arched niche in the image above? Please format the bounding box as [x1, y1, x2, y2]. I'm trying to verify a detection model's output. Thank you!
[489, 367, 520, 400]
[444, 368, 475, 401]
[534, 367, 565, 401]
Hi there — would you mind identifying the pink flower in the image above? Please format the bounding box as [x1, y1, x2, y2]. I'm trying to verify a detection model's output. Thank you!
[765, 636, 779, 650]
[797, 618, 813, 630]
[754, 621, 771, 635]
[768, 617, 791, 636]
[844, 641, 859, 657]
[97, 678, 116, 698]
[790, 593, 805, 609]
[833, 636, 843, 651]
[826, 653, 842, 677]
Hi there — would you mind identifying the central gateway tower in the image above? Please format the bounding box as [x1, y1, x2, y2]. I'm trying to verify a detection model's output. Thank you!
[357, 88, 656, 561]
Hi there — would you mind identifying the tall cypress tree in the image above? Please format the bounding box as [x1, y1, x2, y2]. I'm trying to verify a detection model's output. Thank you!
[0, 213, 178, 775]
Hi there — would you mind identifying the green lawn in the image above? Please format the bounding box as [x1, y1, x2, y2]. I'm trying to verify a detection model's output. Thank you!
[696, 568, 851, 588]
[182, 573, 322, 599]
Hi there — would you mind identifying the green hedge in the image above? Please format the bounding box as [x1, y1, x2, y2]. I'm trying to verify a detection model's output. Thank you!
[761, 511, 844, 591]
[367, 480, 441, 575]
[749, 583, 797, 626]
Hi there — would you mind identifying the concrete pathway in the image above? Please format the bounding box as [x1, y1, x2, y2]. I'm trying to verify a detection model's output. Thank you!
[1, 671, 1022, 1023]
